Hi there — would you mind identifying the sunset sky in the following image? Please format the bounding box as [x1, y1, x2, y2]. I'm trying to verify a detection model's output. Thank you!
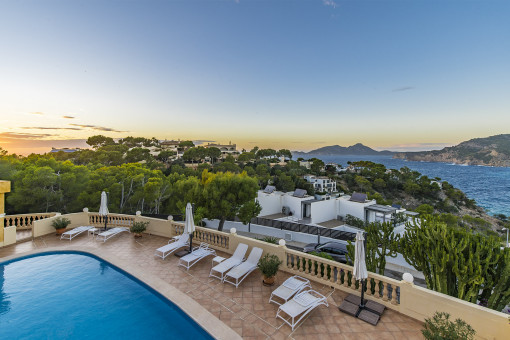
[1, 0, 509, 155]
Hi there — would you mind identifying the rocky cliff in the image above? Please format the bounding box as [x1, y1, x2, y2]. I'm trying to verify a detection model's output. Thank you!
[394, 134, 510, 167]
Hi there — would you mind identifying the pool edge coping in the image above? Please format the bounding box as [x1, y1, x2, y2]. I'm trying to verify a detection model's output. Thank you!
[0, 246, 242, 340]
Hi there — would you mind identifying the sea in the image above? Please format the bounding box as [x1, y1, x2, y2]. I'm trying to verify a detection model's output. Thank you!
[306, 155, 510, 217]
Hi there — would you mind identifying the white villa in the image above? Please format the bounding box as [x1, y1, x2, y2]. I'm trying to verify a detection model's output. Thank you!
[257, 188, 410, 226]
[303, 174, 337, 193]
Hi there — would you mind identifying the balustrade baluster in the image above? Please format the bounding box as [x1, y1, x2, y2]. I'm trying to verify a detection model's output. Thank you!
[366, 278, 373, 296]
[330, 265, 336, 283]
[382, 282, 389, 301]
[292, 254, 298, 271]
[391, 285, 398, 305]
[304, 257, 310, 274]
[349, 272, 356, 290]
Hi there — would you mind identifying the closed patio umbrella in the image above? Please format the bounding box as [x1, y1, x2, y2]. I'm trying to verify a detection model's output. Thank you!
[99, 191, 109, 231]
[184, 203, 196, 253]
[353, 231, 368, 309]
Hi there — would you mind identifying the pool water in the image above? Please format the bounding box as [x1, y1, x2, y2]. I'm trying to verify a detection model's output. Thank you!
[0, 252, 213, 339]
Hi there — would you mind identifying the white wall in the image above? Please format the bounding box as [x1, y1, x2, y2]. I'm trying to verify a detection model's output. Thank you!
[257, 191, 283, 216]
[338, 197, 375, 221]
[282, 194, 306, 218]
[310, 199, 337, 224]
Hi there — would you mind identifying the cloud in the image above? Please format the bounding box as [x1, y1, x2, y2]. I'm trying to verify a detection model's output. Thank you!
[21, 127, 82, 131]
[62, 115, 75, 119]
[392, 86, 415, 92]
[69, 124, 127, 133]
[323, 0, 337, 8]
[0, 132, 54, 139]
[30, 112, 44, 115]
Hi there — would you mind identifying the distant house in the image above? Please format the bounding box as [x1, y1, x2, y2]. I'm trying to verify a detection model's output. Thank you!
[50, 147, 84, 153]
[299, 161, 311, 169]
[160, 140, 180, 153]
[303, 175, 337, 193]
[203, 142, 238, 157]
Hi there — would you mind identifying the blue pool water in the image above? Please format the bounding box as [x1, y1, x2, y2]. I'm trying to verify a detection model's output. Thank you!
[307, 154, 510, 216]
[0, 252, 213, 340]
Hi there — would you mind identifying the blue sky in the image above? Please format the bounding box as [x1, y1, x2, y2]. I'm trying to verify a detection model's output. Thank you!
[0, 0, 509, 154]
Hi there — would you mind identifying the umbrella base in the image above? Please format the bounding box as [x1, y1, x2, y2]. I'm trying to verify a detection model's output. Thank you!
[338, 299, 383, 326]
[174, 250, 191, 258]
[344, 294, 386, 315]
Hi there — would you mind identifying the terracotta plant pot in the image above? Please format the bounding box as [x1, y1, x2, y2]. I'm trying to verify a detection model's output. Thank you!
[55, 228, 66, 235]
[263, 276, 275, 286]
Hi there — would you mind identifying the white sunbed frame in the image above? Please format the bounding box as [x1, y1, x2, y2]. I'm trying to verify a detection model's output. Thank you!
[269, 275, 311, 306]
[60, 226, 94, 241]
[95, 227, 130, 243]
[209, 243, 248, 281]
[276, 290, 329, 331]
[154, 233, 190, 260]
[178, 243, 216, 270]
[223, 247, 263, 288]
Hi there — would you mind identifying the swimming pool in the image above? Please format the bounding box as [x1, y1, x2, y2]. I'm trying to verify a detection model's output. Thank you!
[0, 252, 213, 339]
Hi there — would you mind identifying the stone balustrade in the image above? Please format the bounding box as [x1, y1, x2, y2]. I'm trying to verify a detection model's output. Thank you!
[171, 222, 229, 250]
[284, 249, 400, 306]
[4, 213, 57, 230]
[88, 213, 135, 228]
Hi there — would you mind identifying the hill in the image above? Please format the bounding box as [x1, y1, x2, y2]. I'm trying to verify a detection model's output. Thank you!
[393, 134, 510, 167]
[294, 143, 394, 156]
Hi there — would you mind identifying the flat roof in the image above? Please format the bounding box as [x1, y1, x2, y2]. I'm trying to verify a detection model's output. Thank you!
[365, 204, 398, 214]
[301, 199, 321, 205]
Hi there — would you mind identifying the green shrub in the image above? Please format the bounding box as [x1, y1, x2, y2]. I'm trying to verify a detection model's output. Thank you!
[130, 221, 149, 233]
[51, 217, 71, 230]
[257, 253, 282, 278]
[345, 214, 365, 229]
[422, 312, 475, 340]
[259, 236, 279, 244]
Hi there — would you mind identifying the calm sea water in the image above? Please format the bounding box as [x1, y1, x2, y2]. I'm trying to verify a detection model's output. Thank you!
[0, 252, 212, 340]
[308, 155, 510, 217]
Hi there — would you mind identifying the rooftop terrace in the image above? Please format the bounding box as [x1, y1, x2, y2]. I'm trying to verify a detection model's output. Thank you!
[0, 232, 424, 339]
[1, 208, 508, 339]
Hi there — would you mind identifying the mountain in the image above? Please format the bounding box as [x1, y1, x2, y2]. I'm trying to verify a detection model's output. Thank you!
[293, 143, 394, 156]
[393, 134, 510, 167]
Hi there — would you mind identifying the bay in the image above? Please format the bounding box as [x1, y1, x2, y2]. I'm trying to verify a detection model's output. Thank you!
[304, 154, 510, 217]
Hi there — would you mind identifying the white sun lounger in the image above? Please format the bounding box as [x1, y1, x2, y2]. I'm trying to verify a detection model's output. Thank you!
[269, 276, 311, 305]
[209, 243, 248, 281]
[178, 243, 216, 270]
[276, 290, 329, 331]
[223, 247, 263, 288]
[60, 226, 94, 241]
[155, 233, 190, 260]
[96, 227, 129, 242]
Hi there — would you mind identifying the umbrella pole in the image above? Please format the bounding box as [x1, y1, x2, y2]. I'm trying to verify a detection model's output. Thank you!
[189, 233, 193, 253]
[104, 215, 108, 231]
[360, 279, 366, 308]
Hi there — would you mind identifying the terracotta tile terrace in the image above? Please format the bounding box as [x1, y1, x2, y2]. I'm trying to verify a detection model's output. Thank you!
[0, 233, 424, 339]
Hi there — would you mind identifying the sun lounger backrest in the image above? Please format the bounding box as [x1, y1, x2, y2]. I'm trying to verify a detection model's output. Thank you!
[246, 247, 263, 265]
[179, 233, 189, 244]
[232, 243, 249, 260]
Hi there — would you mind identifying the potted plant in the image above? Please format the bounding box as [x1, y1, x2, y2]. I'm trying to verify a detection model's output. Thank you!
[258, 253, 282, 286]
[51, 217, 71, 235]
[130, 221, 149, 238]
